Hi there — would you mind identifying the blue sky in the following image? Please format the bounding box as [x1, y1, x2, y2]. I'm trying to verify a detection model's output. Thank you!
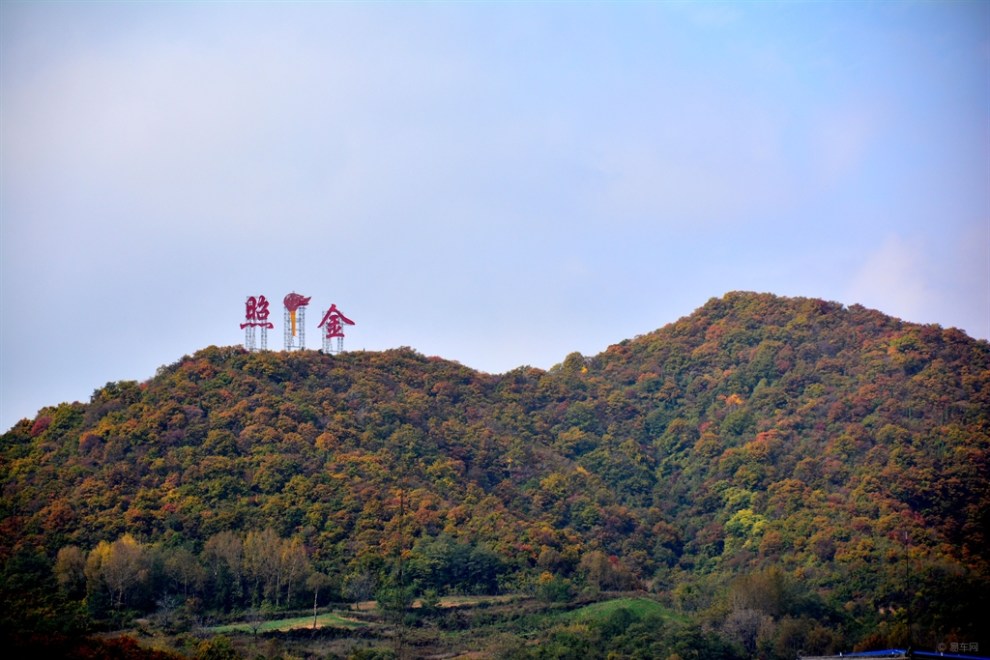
[2, 1, 988, 431]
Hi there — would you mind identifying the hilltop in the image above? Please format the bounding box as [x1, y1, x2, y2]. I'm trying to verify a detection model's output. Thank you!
[2, 292, 988, 658]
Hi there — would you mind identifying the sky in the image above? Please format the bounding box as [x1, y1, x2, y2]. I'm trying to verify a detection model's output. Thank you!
[1, 1, 988, 431]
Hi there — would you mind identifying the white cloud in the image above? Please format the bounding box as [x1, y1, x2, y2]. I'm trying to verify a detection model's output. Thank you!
[845, 234, 933, 324]
[927, 223, 990, 340]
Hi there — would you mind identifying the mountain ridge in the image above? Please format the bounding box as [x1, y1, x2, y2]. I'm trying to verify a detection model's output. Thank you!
[3, 291, 988, 655]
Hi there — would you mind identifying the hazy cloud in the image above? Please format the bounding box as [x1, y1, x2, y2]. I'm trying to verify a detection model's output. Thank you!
[846, 235, 934, 325]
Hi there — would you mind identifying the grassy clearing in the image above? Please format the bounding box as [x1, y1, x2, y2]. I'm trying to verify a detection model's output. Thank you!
[564, 596, 687, 624]
[430, 594, 522, 608]
[205, 595, 519, 635]
[208, 611, 365, 633]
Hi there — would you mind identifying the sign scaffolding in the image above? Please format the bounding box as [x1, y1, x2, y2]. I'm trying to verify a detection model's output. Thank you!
[318, 304, 356, 354]
[283, 292, 311, 351]
[240, 295, 274, 352]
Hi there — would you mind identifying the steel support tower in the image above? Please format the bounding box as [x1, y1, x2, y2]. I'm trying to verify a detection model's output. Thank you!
[283, 292, 310, 351]
[244, 322, 256, 352]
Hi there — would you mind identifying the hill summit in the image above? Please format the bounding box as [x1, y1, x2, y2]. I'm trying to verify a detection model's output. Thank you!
[3, 292, 988, 656]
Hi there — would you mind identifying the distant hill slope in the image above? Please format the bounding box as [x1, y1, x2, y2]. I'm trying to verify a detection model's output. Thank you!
[3, 291, 988, 650]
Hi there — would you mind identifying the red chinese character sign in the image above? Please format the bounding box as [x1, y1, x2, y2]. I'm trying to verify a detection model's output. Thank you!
[318, 304, 355, 354]
[241, 295, 274, 351]
[283, 292, 311, 351]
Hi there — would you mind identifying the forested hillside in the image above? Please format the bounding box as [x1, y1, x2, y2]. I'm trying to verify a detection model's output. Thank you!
[2, 292, 988, 657]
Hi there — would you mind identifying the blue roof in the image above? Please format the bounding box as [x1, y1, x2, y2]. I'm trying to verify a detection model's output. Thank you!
[803, 650, 989, 660]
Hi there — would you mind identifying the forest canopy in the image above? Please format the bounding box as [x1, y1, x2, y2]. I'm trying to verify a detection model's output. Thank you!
[2, 292, 988, 657]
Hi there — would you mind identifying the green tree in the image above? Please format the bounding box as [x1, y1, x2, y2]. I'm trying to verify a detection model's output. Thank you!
[54, 545, 87, 600]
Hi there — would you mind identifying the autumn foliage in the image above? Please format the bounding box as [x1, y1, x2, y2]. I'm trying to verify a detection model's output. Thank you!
[2, 292, 987, 656]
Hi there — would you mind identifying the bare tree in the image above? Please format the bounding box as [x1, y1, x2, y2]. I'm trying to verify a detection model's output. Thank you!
[306, 572, 333, 629]
[165, 546, 205, 598]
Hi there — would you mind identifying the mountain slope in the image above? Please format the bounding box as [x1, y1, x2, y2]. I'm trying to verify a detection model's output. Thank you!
[2, 292, 988, 653]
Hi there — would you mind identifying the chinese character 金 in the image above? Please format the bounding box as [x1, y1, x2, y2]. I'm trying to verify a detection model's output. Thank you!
[318, 304, 355, 339]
